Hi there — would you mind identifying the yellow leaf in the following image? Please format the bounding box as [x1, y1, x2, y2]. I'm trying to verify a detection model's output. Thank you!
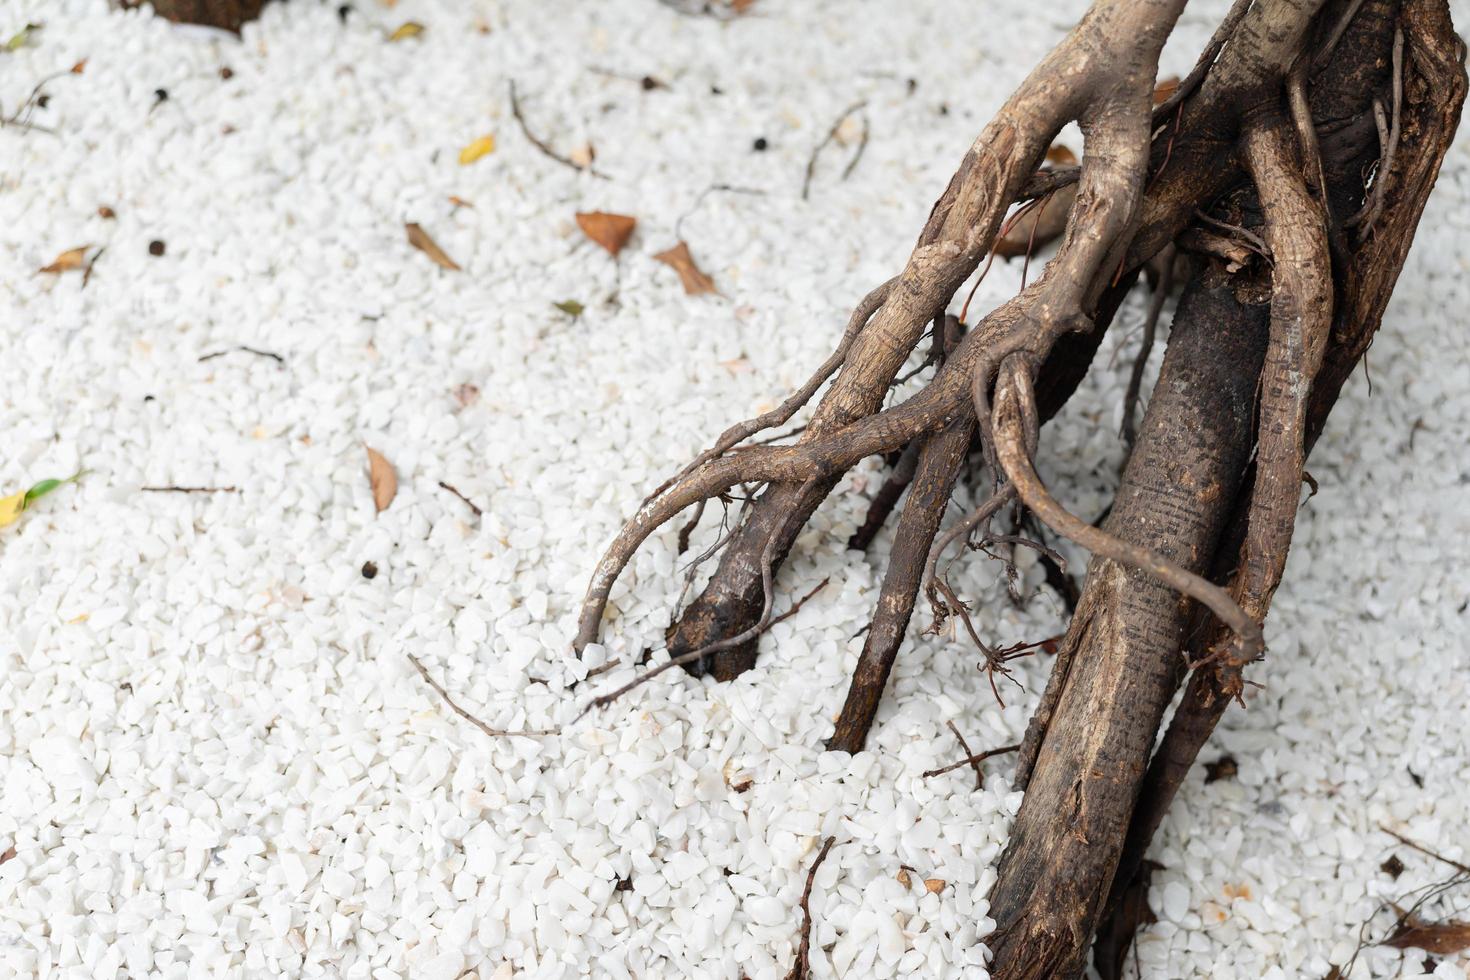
[458, 135, 496, 165]
[388, 21, 424, 41]
[39, 245, 90, 274]
[0, 492, 26, 528]
[365, 446, 397, 513]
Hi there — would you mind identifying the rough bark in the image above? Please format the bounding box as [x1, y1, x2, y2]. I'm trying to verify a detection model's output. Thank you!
[986, 273, 1270, 979]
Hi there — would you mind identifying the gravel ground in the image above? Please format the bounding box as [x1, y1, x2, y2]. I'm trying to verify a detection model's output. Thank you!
[2, 0, 1468, 978]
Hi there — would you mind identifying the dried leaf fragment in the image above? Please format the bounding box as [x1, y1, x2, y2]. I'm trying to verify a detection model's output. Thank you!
[388, 21, 424, 41]
[1383, 909, 1470, 955]
[653, 241, 717, 295]
[39, 245, 90, 274]
[405, 223, 461, 271]
[458, 135, 496, 165]
[575, 211, 636, 256]
[994, 183, 1077, 258]
[552, 299, 585, 318]
[924, 878, 946, 894]
[365, 447, 397, 513]
[70, 58, 87, 74]
[1153, 75, 1180, 105]
[896, 868, 912, 889]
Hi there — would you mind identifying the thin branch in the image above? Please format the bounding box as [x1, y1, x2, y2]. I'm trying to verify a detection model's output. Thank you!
[141, 485, 239, 493]
[1380, 825, 1470, 875]
[575, 577, 829, 722]
[198, 346, 286, 366]
[946, 720, 985, 790]
[923, 742, 1020, 779]
[783, 837, 838, 980]
[508, 80, 609, 179]
[407, 654, 559, 739]
[802, 101, 868, 200]
[437, 481, 484, 519]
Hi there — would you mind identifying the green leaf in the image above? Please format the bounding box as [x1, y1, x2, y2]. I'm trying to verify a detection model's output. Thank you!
[4, 23, 41, 52]
[24, 470, 81, 505]
[552, 299, 585, 317]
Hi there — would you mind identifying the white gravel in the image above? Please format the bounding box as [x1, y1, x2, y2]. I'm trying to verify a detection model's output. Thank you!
[2, 1, 1468, 978]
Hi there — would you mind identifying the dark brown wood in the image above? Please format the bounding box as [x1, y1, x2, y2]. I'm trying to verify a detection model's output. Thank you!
[827, 418, 973, 753]
[142, 0, 265, 31]
[988, 271, 1271, 980]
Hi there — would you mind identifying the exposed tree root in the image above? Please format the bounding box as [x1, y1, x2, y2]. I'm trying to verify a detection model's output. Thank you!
[564, 0, 1465, 970]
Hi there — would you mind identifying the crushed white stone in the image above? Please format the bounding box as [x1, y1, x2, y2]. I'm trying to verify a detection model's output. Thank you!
[2, 0, 1468, 978]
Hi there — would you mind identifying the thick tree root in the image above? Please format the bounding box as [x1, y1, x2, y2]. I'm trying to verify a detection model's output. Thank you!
[987, 272, 1270, 980]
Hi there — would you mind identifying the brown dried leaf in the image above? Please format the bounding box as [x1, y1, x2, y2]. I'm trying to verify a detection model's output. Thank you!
[1383, 913, 1470, 955]
[653, 241, 717, 295]
[39, 245, 90, 274]
[896, 868, 912, 889]
[387, 21, 424, 41]
[70, 58, 87, 74]
[994, 183, 1077, 259]
[365, 446, 397, 513]
[924, 878, 946, 894]
[405, 223, 461, 271]
[1045, 143, 1078, 167]
[1204, 755, 1238, 784]
[575, 211, 636, 256]
[1154, 75, 1180, 105]
[448, 195, 475, 210]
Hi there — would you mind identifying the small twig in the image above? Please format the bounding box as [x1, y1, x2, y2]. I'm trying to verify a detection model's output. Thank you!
[946, 721, 985, 790]
[1193, 209, 1270, 257]
[1380, 825, 1470, 875]
[407, 654, 559, 739]
[923, 742, 1021, 779]
[575, 577, 830, 722]
[437, 481, 483, 519]
[674, 183, 765, 239]
[840, 113, 870, 181]
[141, 485, 239, 493]
[585, 657, 622, 680]
[1349, 29, 1403, 239]
[802, 101, 867, 200]
[508, 80, 609, 179]
[783, 837, 838, 980]
[81, 246, 106, 289]
[198, 346, 286, 366]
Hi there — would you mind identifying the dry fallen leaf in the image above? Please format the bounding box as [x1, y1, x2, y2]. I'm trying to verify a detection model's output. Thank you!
[405, 223, 461, 271]
[552, 299, 585, 318]
[575, 211, 636, 256]
[653, 241, 717, 295]
[924, 878, 946, 894]
[70, 58, 87, 74]
[458, 135, 496, 165]
[388, 21, 424, 41]
[1045, 143, 1078, 167]
[1383, 909, 1470, 955]
[39, 245, 90, 274]
[896, 868, 912, 889]
[448, 195, 475, 210]
[995, 183, 1077, 258]
[365, 446, 397, 513]
[1154, 75, 1181, 105]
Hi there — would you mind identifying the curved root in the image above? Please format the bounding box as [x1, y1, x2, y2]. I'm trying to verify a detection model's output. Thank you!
[990, 355, 1264, 661]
